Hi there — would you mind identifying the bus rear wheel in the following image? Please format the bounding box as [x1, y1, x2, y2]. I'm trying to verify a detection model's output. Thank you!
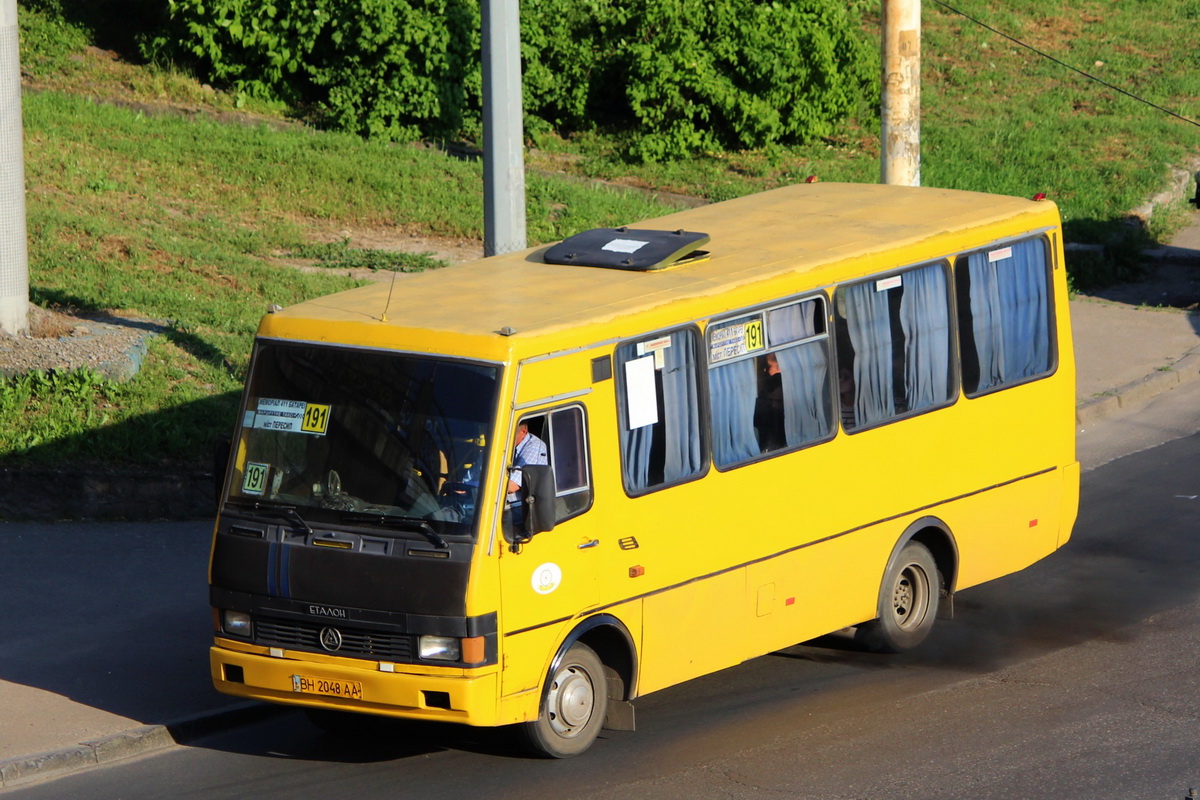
[519, 642, 606, 758]
[857, 541, 939, 654]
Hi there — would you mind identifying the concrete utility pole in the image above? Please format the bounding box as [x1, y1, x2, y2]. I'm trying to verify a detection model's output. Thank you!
[0, 0, 27, 336]
[481, 0, 526, 256]
[881, 0, 921, 187]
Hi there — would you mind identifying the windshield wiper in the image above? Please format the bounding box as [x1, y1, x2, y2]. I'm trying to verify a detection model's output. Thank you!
[339, 512, 448, 549]
[226, 498, 313, 534]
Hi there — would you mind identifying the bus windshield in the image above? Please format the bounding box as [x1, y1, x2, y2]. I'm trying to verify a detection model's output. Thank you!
[225, 342, 499, 538]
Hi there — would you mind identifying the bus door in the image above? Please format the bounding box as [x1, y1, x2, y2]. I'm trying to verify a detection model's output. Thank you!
[498, 404, 601, 693]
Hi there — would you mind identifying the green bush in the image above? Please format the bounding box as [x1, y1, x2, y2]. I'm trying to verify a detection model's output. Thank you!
[148, 0, 877, 160]
[147, 0, 481, 139]
[620, 0, 879, 160]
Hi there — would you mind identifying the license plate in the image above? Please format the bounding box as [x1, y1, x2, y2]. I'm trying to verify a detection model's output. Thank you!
[292, 674, 364, 700]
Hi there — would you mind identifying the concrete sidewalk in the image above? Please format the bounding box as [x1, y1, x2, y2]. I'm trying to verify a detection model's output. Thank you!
[1, 224, 1199, 791]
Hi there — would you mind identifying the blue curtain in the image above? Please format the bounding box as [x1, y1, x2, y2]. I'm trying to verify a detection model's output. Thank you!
[968, 239, 1050, 392]
[618, 346, 654, 491]
[769, 303, 832, 445]
[661, 330, 703, 483]
[841, 281, 895, 426]
[710, 359, 759, 467]
[899, 264, 952, 412]
[618, 330, 703, 491]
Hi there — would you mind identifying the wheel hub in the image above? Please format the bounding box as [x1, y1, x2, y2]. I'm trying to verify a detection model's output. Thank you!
[547, 665, 595, 736]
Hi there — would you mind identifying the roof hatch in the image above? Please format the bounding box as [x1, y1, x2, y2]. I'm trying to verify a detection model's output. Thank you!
[542, 227, 710, 271]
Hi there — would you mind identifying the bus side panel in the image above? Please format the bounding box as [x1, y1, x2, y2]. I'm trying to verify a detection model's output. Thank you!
[743, 532, 880, 652]
[499, 624, 565, 705]
[950, 470, 1064, 591]
[1058, 461, 1080, 548]
[639, 569, 747, 695]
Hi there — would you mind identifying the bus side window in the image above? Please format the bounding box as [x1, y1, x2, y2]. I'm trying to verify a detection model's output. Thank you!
[517, 406, 593, 527]
[708, 297, 834, 469]
[549, 406, 592, 522]
[834, 261, 955, 430]
[956, 237, 1054, 396]
[615, 328, 706, 495]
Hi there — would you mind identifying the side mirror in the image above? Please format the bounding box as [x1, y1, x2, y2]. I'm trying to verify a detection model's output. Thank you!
[521, 464, 557, 535]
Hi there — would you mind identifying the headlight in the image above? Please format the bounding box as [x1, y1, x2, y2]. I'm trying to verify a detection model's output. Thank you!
[419, 635, 461, 661]
[223, 610, 252, 637]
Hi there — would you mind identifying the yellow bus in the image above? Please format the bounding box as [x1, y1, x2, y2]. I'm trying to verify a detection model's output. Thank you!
[210, 182, 1078, 757]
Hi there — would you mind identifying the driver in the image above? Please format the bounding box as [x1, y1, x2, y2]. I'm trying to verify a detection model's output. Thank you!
[507, 420, 548, 531]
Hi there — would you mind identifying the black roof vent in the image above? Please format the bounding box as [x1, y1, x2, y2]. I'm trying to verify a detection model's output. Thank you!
[543, 227, 710, 271]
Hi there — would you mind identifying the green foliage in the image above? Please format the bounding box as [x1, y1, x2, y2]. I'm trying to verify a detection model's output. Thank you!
[147, 0, 877, 160]
[147, 0, 482, 141]
[0, 368, 117, 455]
[621, 0, 878, 161]
[0, 359, 242, 465]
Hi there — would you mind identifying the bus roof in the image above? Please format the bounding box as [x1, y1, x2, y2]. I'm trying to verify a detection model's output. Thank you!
[259, 183, 1058, 358]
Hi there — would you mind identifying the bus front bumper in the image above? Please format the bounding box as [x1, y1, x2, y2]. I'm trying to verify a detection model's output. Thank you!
[210, 642, 501, 727]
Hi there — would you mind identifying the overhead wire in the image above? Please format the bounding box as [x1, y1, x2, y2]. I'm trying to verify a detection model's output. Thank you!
[929, 0, 1200, 130]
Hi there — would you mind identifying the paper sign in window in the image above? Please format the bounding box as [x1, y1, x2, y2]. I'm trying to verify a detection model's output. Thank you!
[709, 317, 765, 363]
[624, 355, 659, 429]
[637, 335, 672, 369]
[250, 398, 330, 436]
[875, 275, 903, 292]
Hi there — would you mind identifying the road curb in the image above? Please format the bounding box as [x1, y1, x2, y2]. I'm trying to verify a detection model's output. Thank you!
[1077, 346, 1200, 425]
[0, 702, 287, 790]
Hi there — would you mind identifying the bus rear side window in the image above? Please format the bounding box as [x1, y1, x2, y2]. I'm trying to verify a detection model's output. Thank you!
[616, 329, 706, 494]
[956, 237, 1054, 396]
[834, 261, 955, 430]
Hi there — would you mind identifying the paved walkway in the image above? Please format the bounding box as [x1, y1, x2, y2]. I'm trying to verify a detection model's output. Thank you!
[2, 217, 1199, 790]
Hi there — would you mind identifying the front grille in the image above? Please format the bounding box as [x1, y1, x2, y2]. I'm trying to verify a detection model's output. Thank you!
[256, 616, 415, 661]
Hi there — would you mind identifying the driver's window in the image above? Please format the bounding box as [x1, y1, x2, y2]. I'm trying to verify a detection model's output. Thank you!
[515, 405, 593, 525]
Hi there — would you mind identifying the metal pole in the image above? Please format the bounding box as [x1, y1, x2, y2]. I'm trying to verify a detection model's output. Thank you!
[481, 0, 526, 256]
[881, 0, 920, 186]
[0, 0, 27, 335]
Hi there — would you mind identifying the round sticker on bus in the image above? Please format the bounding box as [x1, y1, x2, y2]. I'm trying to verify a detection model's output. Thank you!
[532, 562, 562, 595]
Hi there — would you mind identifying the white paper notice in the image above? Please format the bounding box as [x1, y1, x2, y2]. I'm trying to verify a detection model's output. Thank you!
[603, 238, 650, 254]
[624, 355, 659, 429]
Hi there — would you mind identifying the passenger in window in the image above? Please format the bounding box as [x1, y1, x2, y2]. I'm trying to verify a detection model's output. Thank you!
[839, 366, 856, 429]
[507, 421, 548, 531]
[754, 352, 786, 452]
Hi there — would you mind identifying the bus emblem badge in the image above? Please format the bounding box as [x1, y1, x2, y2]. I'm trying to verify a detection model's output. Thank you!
[532, 562, 562, 595]
[319, 627, 344, 652]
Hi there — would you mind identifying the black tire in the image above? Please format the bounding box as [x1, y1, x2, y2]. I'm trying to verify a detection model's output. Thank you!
[856, 541, 940, 654]
[518, 642, 607, 758]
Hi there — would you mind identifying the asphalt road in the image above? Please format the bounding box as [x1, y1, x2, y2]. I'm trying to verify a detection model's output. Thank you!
[8, 421, 1200, 800]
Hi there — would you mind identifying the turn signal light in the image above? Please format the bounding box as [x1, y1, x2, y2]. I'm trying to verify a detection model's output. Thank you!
[462, 636, 486, 665]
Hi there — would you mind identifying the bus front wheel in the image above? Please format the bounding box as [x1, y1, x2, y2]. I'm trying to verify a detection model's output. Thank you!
[519, 642, 607, 758]
[857, 541, 940, 654]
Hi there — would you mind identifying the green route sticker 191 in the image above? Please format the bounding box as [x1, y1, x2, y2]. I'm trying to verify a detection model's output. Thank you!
[242, 462, 269, 496]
